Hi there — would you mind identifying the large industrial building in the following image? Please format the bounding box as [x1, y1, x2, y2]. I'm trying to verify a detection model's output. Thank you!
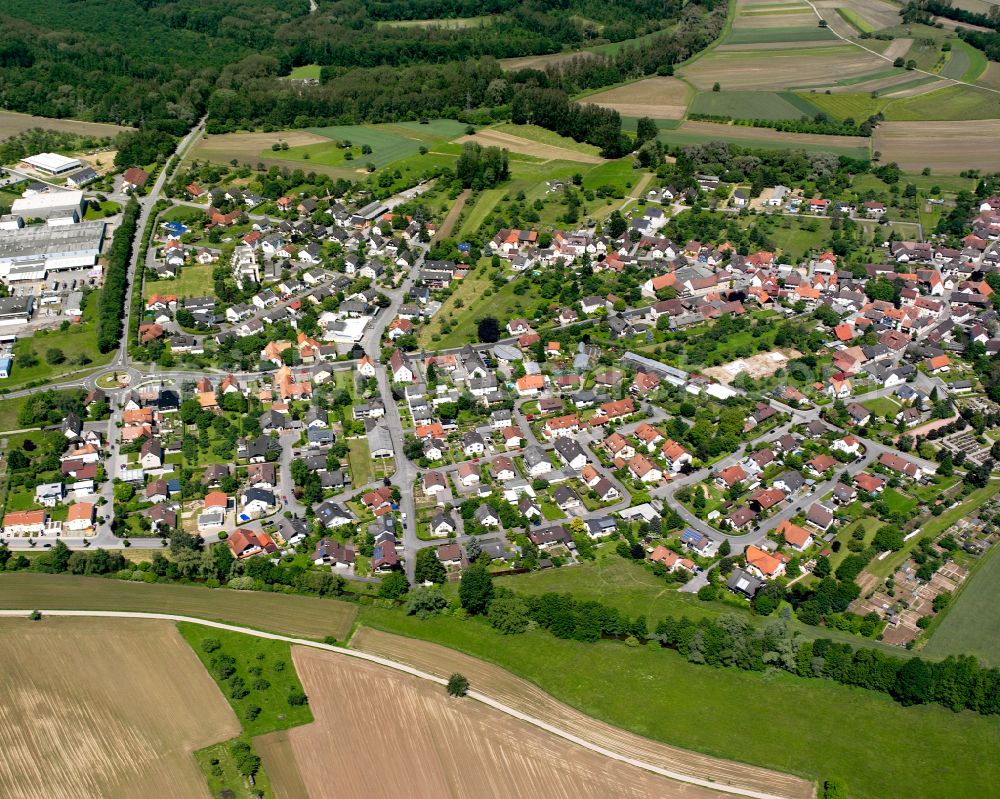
[11, 190, 85, 223]
[0, 221, 105, 280]
[19, 153, 82, 176]
[0, 296, 34, 326]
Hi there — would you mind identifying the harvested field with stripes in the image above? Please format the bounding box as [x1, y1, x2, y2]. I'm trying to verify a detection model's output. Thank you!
[349, 626, 814, 799]
[286, 643, 740, 799]
[0, 617, 238, 799]
[875, 119, 1000, 172]
[585, 77, 691, 120]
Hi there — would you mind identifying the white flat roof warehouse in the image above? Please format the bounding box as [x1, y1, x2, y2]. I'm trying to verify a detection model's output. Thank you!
[20, 153, 82, 175]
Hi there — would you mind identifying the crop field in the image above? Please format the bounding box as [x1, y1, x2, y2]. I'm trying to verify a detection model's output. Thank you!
[836, 7, 874, 34]
[977, 60, 1000, 89]
[0, 109, 130, 141]
[355, 608, 1000, 799]
[875, 119, 1000, 172]
[939, 40, 987, 81]
[0, 617, 238, 799]
[924, 544, 1000, 666]
[885, 84, 1000, 120]
[882, 77, 950, 99]
[690, 90, 821, 120]
[583, 77, 690, 120]
[815, 0, 900, 31]
[679, 44, 888, 91]
[456, 127, 603, 163]
[798, 91, 888, 120]
[724, 26, 837, 45]
[255, 729, 310, 799]
[0, 573, 357, 639]
[283, 124, 425, 169]
[658, 120, 870, 159]
[290, 644, 740, 799]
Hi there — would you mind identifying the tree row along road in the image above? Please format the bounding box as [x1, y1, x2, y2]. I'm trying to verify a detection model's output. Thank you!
[0, 609, 797, 799]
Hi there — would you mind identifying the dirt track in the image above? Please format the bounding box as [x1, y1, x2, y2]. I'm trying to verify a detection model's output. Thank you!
[350, 627, 815, 799]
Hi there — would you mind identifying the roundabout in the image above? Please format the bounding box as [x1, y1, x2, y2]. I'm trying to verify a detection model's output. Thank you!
[93, 368, 141, 390]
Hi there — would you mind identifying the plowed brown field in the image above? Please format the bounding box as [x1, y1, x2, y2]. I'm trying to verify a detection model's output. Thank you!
[287, 645, 739, 799]
[0, 618, 238, 799]
[349, 627, 814, 799]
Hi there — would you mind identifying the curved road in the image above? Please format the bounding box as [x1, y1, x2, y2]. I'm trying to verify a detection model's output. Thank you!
[0, 608, 797, 799]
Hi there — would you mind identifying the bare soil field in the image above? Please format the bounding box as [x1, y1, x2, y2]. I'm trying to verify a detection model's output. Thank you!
[349, 627, 814, 799]
[673, 120, 868, 150]
[191, 131, 358, 178]
[703, 349, 802, 384]
[255, 729, 310, 799]
[883, 38, 914, 62]
[0, 573, 358, 640]
[455, 129, 604, 163]
[874, 119, 1000, 172]
[585, 77, 690, 119]
[0, 110, 131, 141]
[680, 46, 885, 90]
[287, 645, 736, 799]
[0, 617, 238, 799]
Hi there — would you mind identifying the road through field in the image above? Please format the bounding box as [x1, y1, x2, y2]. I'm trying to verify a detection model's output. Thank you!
[0, 609, 806, 799]
[800, 0, 1000, 96]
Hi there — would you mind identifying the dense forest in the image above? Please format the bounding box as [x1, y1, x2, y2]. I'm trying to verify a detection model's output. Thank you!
[0, 0, 685, 129]
[0, 0, 727, 158]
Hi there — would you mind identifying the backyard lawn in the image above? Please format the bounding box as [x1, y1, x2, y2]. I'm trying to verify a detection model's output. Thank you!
[861, 397, 901, 419]
[881, 487, 918, 516]
[347, 438, 373, 486]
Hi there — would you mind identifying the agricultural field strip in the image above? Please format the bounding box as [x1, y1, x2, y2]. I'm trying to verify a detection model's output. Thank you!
[0, 609, 797, 799]
[798, 0, 1000, 96]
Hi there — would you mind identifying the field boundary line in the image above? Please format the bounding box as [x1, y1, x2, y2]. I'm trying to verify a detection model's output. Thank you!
[801, 0, 1000, 96]
[0, 609, 802, 799]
